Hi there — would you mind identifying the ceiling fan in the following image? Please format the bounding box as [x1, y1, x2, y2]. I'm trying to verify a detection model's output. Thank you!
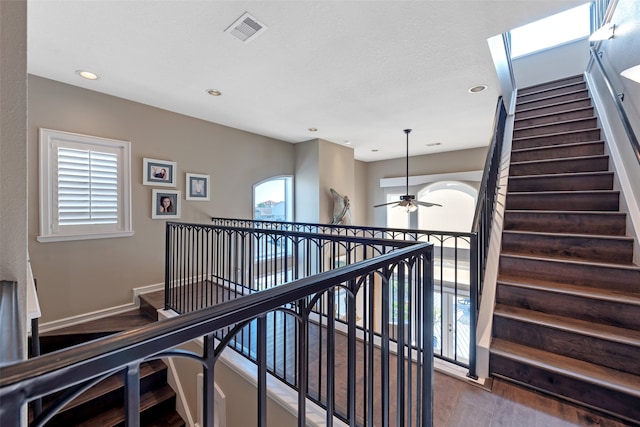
[373, 129, 443, 213]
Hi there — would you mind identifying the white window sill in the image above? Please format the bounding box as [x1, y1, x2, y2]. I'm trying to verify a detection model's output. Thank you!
[37, 231, 134, 243]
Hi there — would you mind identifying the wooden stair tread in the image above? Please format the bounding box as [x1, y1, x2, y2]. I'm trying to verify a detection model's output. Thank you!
[514, 106, 594, 123]
[511, 140, 604, 154]
[53, 359, 167, 412]
[502, 229, 634, 242]
[500, 252, 640, 270]
[41, 309, 154, 336]
[517, 88, 589, 104]
[497, 278, 640, 306]
[513, 116, 596, 131]
[494, 304, 640, 347]
[505, 209, 626, 216]
[516, 97, 592, 114]
[76, 383, 177, 427]
[510, 154, 608, 167]
[507, 189, 618, 196]
[512, 128, 601, 142]
[491, 339, 640, 398]
[508, 170, 613, 180]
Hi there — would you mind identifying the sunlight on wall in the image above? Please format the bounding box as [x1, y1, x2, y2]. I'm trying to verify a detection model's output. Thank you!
[418, 182, 477, 232]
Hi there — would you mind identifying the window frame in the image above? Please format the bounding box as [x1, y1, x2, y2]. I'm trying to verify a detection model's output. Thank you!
[38, 128, 133, 242]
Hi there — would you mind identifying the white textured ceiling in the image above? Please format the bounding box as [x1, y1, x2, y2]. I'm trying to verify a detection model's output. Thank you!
[27, 0, 585, 162]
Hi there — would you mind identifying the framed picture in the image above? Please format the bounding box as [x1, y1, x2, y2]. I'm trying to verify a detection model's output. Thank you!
[143, 158, 176, 187]
[152, 189, 181, 219]
[186, 173, 210, 201]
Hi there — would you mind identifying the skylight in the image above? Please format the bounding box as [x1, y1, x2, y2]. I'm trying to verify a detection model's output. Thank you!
[510, 2, 592, 58]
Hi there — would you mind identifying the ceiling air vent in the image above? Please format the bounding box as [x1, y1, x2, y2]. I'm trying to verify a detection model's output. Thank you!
[225, 12, 267, 43]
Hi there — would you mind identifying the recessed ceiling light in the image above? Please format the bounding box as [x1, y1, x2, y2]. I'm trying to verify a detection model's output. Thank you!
[468, 84, 487, 93]
[308, 128, 318, 132]
[76, 70, 99, 80]
[345, 141, 352, 145]
[206, 89, 222, 96]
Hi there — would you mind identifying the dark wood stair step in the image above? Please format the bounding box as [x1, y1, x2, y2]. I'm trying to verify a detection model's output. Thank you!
[510, 140, 604, 163]
[499, 253, 640, 293]
[514, 106, 595, 129]
[507, 171, 614, 192]
[509, 155, 609, 176]
[514, 117, 599, 139]
[503, 210, 628, 235]
[493, 304, 640, 375]
[76, 383, 178, 427]
[517, 81, 587, 103]
[517, 75, 585, 96]
[505, 190, 619, 211]
[490, 339, 640, 424]
[512, 128, 601, 150]
[515, 97, 592, 120]
[501, 230, 633, 264]
[503, 210, 627, 235]
[39, 360, 170, 426]
[496, 278, 640, 329]
[516, 89, 591, 112]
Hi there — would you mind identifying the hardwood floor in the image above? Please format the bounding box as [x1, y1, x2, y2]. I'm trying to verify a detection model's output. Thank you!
[433, 373, 631, 426]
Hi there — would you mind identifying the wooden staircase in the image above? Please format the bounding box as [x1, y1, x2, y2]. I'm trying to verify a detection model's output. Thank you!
[32, 305, 185, 426]
[490, 75, 640, 425]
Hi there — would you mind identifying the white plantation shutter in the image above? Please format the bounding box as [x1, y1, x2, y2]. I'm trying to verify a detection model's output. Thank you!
[57, 148, 119, 225]
[39, 129, 133, 242]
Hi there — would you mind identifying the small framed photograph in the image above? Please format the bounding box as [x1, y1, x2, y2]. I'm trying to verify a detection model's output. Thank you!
[152, 189, 181, 219]
[143, 158, 176, 187]
[186, 173, 210, 201]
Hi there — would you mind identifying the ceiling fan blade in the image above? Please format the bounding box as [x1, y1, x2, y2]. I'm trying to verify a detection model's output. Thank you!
[415, 200, 443, 208]
[373, 201, 401, 208]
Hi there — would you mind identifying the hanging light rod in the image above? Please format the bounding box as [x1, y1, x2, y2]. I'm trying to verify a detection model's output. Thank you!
[373, 129, 442, 212]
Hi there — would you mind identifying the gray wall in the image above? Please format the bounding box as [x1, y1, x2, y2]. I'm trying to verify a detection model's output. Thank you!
[28, 76, 295, 322]
[512, 37, 591, 88]
[0, 0, 28, 357]
[366, 147, 488, 227]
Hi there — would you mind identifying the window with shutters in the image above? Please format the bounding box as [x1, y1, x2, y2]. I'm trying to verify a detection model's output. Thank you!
[38, 129, 133, 242]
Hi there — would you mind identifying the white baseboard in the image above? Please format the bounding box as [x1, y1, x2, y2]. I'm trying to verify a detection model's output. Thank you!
[39, 282, 164, 334]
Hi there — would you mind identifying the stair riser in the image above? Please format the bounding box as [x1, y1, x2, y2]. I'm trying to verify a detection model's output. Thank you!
[515, 99, 592, 119]
[515, 108, 594, 129]
[518, 76, 585, 96]
[496, 284, 640, 330]
[490, 355, 640, 423]
[513, 130, 601, 150]
[509, 157, 609, 176]
[517, 83, 587, 103]
[507, 173, 614, 192]
[503, 211, 627, 235]
[510, 142, 604, 162]
[499, 256, 640, 292]
[501, 233, 633, 264]
[493, 316, 640, 375]
[514, 118, 599, 139]
[506, 192, 619, 211]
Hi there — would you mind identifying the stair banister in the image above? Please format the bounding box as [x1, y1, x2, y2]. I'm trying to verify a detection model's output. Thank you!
[589, 47, 640, 165]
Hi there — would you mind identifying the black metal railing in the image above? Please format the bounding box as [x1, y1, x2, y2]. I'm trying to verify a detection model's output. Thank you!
[471, 97, 508, 291]
[207, 218, 477, 376]
[590, 47, 640, 166]
[0, 234, 434, 427]
[165, 222, 435, 424]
